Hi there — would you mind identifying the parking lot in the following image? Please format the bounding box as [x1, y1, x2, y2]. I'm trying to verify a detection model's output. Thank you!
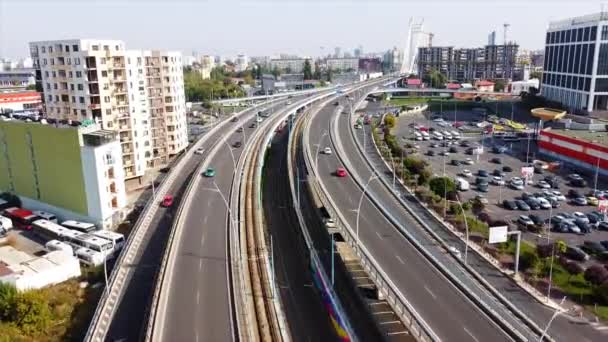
[393, 108, 608, 259]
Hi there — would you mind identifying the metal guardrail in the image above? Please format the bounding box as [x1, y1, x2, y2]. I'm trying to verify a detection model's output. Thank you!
[85, 99, 283, 342]
[301, 86, 440, 342]
[352, 98, 555, 342]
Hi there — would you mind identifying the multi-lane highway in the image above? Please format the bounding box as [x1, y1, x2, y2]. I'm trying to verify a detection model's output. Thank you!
[306, 95, 522, 341]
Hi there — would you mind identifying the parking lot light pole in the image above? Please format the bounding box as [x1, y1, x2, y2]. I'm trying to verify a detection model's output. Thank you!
[547, 242, 555, 301]
[449, 198, 469, 264]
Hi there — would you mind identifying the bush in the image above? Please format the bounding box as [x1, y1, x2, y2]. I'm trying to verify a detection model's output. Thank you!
[595, 280, 608, 304]
[384, 114, 396, 129]
[0, 283, 17, 319]
[5, 290, 51, 334]
[536, 244, 553, 258]
[585, 264, 608, 286]
[428, 177, 456, 198]
[519, 250, 540, 272]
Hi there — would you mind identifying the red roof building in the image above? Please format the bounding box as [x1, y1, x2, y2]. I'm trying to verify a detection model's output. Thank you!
[446, 83, 461, 90]
[0, 91, 42, 113]
[406, 78, 423, 88]
[475, 80, 495, 92]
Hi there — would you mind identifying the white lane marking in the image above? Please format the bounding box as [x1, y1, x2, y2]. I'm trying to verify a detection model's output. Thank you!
[424, 285, 437, 300]
[463, 327, 480, 342]
[203, 215, 208, 225]
[395, 255, 405, 264]
[376, 231, 383, 240]
[197, 290, 200, 305]
[199, 259, 203, 270]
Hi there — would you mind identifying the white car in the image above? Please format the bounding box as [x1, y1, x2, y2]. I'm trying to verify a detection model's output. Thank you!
[323, 147, 332, 155]
[510, 177, 524, 190]
[433, 118, 445, 123]
[537, 197, 551, 209]
[447, 245, 462, 259]
[324, 218, 337, 229]
[573, 212, 590, 224]
[355, 124, 362, 129]
[551, 191, 566, 201]
[537, 180, 551, 189]
[491, 176, 505, 186]
[256, 117, 263, 122]
[463, 158, 474, 165]
[194, 148, 204, 155]
[461, 169, 473, 178]
[517, 215, 534, 226]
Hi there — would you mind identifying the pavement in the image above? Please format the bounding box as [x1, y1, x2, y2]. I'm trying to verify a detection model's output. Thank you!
[356, 105, 608, 341]
[307, 97, 517, 341]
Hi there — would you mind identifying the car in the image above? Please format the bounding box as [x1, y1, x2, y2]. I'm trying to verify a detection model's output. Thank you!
[231, 116, 239, 122]
[491, 176, 505, 186]
[354, 124, 362, 129]
[492, 145, 508, 154]
[430, 143, 439, 148]
[517, 215, 535, 227]
[324, 218, 337, 229]
[476, 177, 488, 185]
[565, 246, 589, 261]
[567, 173, 583, 181]
[336, 167, 347, 177]
[544, 176, 560, 188]
[587, 196, 599, 206]
[333, 101, 340, 106]
[521, 192, 535, 200]
[460, 140, 471, 147]
[515, 199, 530, 211]
[233, 141, 242, 148]
[524, 197, 541, 210]
[573, 212, 590, 224]
[589, 190, 607, 200]
[463, 158, 474, 165]
[478, 170, 489, 177]
[447, 245, 462, 259]
[477, 183, 489, 192]
[574, 220, 593, 234]
[510, 177, 525, 190]
[549, 198, 560, 208]
[475, 195, 489, 204]
[537, 181, 551, 189]
[582, 241, 607, 255]
[449, 146, 459, 153]
[529, 214, 545, 226]
[160, 195, 174, 207]
[599, 222, 608, 231]
[493, 169, 506, 177]
[203, 168, 216, 177]
[534, 166, 544, 174]
[503, 200, 518, 210]
[490, 157, 502, 164]
[451, 159, 461, 166]
[572, 197, 588, 206]
[502, 165, 513, 172]
[194, 148, 205, 155]
[323, 147, 332, 155]
[551, 191, 566, 201]
[568, 189, 582, 198]
[587, 211, 605, 224]
[249, 123, 257, 128]
[440, 150, 450, 156]
[256, 117, 263, 123]
[536, 197, 552, 209]
[427, 150, 436, 156]
[461, 169, 473, 178]
[571, 178, 588, 187]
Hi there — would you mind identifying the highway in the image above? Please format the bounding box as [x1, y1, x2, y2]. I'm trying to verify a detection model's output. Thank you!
[102, 99, 289, 341]
[306, 97, 516, 341]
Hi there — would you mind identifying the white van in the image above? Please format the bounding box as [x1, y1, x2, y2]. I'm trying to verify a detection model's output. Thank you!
[45, 240, 74, 255]
[456, 178, 470, 191]
[413, 132, 423, 141]
[61, 220, 97, 233]
[0, 215, 13, 231]
[421, 131, 430, 140]
[74, 247, 105, 267]
[433, 131, 444, 140]
[34, 210, 58, 223]
[450, 130, 461, 140]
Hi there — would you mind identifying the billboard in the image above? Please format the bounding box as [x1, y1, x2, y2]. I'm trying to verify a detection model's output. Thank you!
[521, 166, 534, 183]
[599, 200, 608, 214]
[489, 225, 508, 244]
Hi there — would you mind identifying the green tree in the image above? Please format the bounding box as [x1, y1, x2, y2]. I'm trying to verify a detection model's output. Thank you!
[326, 67, 333, 82]
[429, 177, 456, 198]
[313, 62, 321, 80]
[384, 114, 396, 129]
[519, 250, 540, 272]
[423, 68, 447, 88]
[254, 64, 262, 79]
[303, 59, 313, 80]
[494, 79, 506, 92]
[243, 73, 255, 86]
[0, 283, 17, 319]
[272, 66, 281, 78]
[6, 291, 51, 334]
[26, 84, 36, 91]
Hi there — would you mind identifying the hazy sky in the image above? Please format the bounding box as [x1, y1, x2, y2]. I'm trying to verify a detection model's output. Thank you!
[0, 0, 605, 59]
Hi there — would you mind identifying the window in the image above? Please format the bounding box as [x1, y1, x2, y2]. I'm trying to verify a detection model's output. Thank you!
[565, 29, 571, 43]
[103, 45, 109, 51]
[104, 96, 110, 103]
[79, 96, 85, 103]
[70, 84, 74, 91]
[598, 43, 608, 75]
[591, 26, 598, 41]
[46, 83, 50, 90]
[77, 84, 83, 91]
[73, 109, 78, 116]
[106, 109, 112, 115]
[41, 46, 46, 53]
[103, 83, 109, 90]
[67, 57, 71, 65]
[72, 96, 76, 103]
[115, 45, 119, 51]
[567, 45, 574, 73]
[577, 28, 584, 42]
[53, 83, 58, 90]
[48, 95, 52, 101]
[43, 58, 47, 65]
[595, 78, 608, 91]
[69, 71, 73, 78]
[585, 77, 591, 91]
[50, 58, 54, 65]
[52, 71, 56, 77]
[73, 44, 79, 52]
[49, 46, 53, 53]
[76, 71, 82, 77]
[81, 109, 86, 116]
[587, 44, 595, 75]
[45, 71, 49, 77]
[65, 45, 70, 52]
[75, 58, 80, 65]
[602, 26, 608, 40]
[100, 58, 106, 65]
[584, 27, 591, 41]
[92, 45, 99, 51]
[574, 44, 581, 74]
[101, 70, 108, 77]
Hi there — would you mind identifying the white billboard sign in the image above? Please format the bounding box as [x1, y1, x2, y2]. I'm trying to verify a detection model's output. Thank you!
[599, 200, 608, 214]
[521, 166, 534, 182]
[489, 225, 509, 244]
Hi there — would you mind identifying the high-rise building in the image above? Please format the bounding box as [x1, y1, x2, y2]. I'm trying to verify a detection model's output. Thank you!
[29, 39, 188, 180]
[334, 47, 342, 58]
[326, 58, 359, 71]
[417, 43, 518, 82]
[270, 58, 309, 73]
[541, 12, 608, 114]
[198, 55, 215, 79]
[488, 31, 497, 45]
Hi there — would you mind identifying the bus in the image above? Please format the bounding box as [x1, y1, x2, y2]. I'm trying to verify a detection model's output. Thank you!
[3, 207, 40, 230]
[45, 240, 74, 255]
[69, 234, 114, 258]
[91, 230, 125, 254]
[75, 247, 105, 267]
[61, 220, 97, 233]
[33, 210, 58, 223]
[32, 219, 77, 241]
[33, 219, 113, 258]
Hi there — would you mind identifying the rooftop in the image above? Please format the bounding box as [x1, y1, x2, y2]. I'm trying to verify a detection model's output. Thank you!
[544, 128, 608, 147]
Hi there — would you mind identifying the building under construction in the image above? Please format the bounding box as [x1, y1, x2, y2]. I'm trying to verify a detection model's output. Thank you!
[417, 43, 519, 83]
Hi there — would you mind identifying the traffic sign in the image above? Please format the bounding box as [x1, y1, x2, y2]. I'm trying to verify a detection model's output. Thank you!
[489, 225, 508, 244]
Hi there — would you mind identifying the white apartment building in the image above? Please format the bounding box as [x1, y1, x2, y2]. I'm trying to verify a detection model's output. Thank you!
[198, 55, 215, 79]
[326, 58, 360, 72]
[541, 12, 608, 113]
[235, 54, 249, 72]
[270, 58, 309, 73]
[29, 39, 188, 180]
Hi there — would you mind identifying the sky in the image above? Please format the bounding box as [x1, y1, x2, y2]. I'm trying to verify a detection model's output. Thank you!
[0, 0, 605, 59]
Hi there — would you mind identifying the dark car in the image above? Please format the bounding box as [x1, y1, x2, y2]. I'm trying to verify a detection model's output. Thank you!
[599, 222, 608, 231]
[492, 145, 508, 154]
[460, 140, 471, 147]
[575, 221, 592, 234]
[490, 157, 502, 164]
[476, 177, 488, 185]
[478, 170, 489, 177]
[249, 123, 256, 128]
[466, 147, 476, 155]
[231, 116, 239, 122]
[451, 159, 460, 166]
[529, 214, 545, 226]
[427, 150, 436, 156]
[236, 127, 244, 133]
[588, 211, 605, 224]
[524, 197, 541, 210]
[565, 246, 589, 261]
[493, 169, 506, 177]
[515, 200, 530, 211]
[534, 166, 544, 174]
[503, 200, 518, 210]
[544, 176, 559, 189]
[568, 189, 582, 198]
[571, 178, 587, 187]
[581, 241, 607, 255]
[477, 183, 489, 192]
[549, 198, 560, 208]
[502, 165, 513, 172]
[449, 146, 459, 153]
[233, 141, 242, 148]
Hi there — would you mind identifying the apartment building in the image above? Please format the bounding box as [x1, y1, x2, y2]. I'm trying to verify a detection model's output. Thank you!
[541, 12, 608, 114]
[326, 58, 359, 72]
[28, 39, 188, 180]
[270, 58, 309, 73]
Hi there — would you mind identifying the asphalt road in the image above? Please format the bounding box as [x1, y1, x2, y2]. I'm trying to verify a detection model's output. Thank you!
[159, 99, 296, 341]
[103, 100, 289, 342]
[308, 100, 515, 341]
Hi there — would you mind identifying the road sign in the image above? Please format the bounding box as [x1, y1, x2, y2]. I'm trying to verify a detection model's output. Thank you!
[599, 200, 608, 214]
[489, 225, 509, 244]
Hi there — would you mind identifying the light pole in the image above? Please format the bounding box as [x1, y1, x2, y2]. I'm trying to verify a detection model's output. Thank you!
[356, 175, 378, 253]
[449, 198, 470, 264]
[547, 241, 555, 302]
[539, 297, 567, 342]
[594, 157, 600, 193]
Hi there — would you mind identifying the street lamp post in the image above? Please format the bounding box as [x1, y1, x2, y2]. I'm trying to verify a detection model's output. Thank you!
[356, 175, 378, 253]
[449, 198, 470, 264]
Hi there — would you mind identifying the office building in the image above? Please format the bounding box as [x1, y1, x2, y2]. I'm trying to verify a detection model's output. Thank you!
[334, 47, 342, 58]
[0, 70, 36, 91]
[326, 58, 359, 72]
[540, 12, 608, 114]
[358, 58, 382, 73]
[29, 39, 188, 180]
[270, 58, 309, 73]
[488, 31, 497, 46]
[0, 119, 127, 228]
[235, 54, 249, 72]
[417, 43, 518, 82]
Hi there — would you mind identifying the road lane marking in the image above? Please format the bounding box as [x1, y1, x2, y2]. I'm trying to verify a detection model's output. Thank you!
[387, 331, 409, 336]
[376, 231, 383, 239]
[199, 259, 203, 270]
[395, 255, 405, 264]
[197, 290, 200, 305]
[463, 327, 480, 342]
[424, 285, 437, 300]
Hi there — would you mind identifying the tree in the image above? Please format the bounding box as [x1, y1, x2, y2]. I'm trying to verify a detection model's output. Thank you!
[303, 59, 313, 80]
[494, 79, 506, 92]
[384, 114, 396, 129]
[313, 62, 321, 80]
[423, 68, 447, 88]
[519, 250, 540, 272]
[243, 74, 255, 86]
[6, 291, 51, 334]
[26, 84, 36, 91]
[429, 177, 456, 198]
[326, 67, 333, 82]
[585, 264, 608, 286]
[272, 66, 281, 78]
[564, 261, 585, 284]
[0, 283, 17, 320]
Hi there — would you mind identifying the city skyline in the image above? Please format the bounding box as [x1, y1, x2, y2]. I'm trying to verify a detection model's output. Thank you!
[0, 0, 604, 59]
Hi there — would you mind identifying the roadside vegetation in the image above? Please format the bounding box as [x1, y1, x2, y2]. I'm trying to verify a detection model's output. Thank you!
[371, 114, 608, 321]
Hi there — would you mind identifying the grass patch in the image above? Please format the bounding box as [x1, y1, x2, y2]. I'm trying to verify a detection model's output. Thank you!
[541, 261, 593, 298]
[385, 97, 434, 107]
[587, 304, 608, 321]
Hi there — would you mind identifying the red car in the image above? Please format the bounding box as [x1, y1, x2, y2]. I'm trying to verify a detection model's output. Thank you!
[161, 195, 174, 207]
[336, 167, 347, 177]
